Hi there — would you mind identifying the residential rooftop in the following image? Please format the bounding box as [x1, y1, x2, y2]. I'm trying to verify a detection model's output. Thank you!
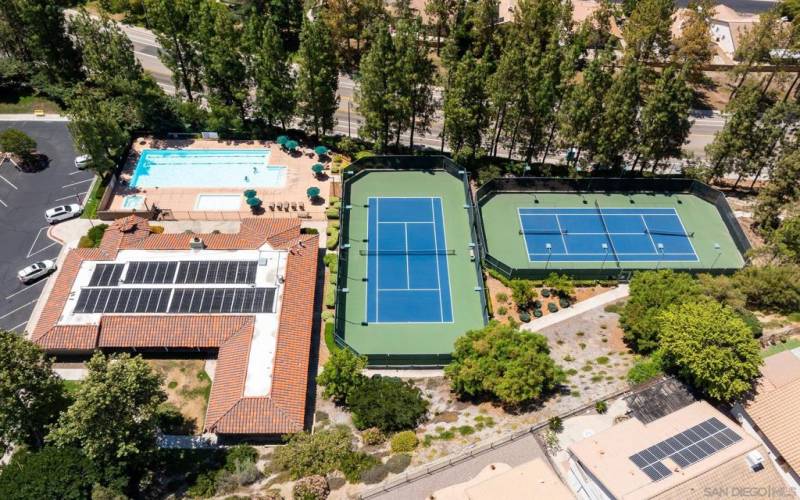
[31, 215, 318, 438]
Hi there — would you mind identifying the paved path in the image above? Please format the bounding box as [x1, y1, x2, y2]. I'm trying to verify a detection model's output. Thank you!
[0, 114, 67, 121]
[520, 285, 629, 333]
[365, 432, 546, 500]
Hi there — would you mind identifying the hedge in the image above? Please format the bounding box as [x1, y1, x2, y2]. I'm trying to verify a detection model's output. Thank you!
[324, 321, 338, 353]
[326, 208, 339, 219]
[390, 431, 418, 453]
[325, 286, 335, 308]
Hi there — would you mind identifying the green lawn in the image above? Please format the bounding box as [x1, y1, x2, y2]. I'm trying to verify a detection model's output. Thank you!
[81, 175, 107, 219]
[761, 338, 800, 358]
[62, 380, 82, 396]
[0, 94, 63, 114]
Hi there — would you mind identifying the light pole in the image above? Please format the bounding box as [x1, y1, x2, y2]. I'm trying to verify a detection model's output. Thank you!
[601, 243, 609, 269]
[711, 243, 721, 269]
[545, 243, 552, 269]
[656, 243, 664, 270]
[347, 101, 351, 137]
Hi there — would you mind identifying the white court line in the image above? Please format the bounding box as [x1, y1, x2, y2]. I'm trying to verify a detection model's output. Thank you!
[0, 299, 37, 320]
[27, 227, 50, 258]
[9, 321, 27, 332]
[403, 223, 411, 289]
[62, 178, 94, 189]
[6, 278, 47, 299]
[55, 191, 87, 202]
[0, 174, 18, 190]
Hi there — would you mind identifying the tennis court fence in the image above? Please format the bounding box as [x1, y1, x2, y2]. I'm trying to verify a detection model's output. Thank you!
[475, 177, 751, 280]
[333, 155, 488, 366]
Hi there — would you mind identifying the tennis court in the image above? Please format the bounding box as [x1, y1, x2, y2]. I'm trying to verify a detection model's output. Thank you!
[366, 197, 453, 323]
[519, 206, 698, 263]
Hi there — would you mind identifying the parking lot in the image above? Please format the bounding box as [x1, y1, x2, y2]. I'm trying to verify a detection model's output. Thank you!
[0, 120, 94, 333]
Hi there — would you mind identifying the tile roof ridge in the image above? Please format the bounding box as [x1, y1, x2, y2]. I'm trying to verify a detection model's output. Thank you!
[205, 324, 255, 431]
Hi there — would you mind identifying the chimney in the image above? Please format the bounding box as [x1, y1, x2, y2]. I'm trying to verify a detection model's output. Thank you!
[189, 237, 205, 250]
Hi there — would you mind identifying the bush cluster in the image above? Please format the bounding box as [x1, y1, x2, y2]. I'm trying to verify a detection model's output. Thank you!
[389, 431, 418, 453]
[292, 475, 329, 500]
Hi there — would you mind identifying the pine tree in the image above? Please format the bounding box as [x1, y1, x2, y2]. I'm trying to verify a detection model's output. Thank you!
[424, 0, 458, 55]
[623, 0, 675, 63]
[443, 52, 491, 160]
[637, 66, 693, 172]
[594, 59, 641, 168]
[249, 16, 295, 129]
[705, 83, 765, 181]
[394, 13, 436, 150]
[355, 21, 398, 151]
[673, 0, 716, 83]
[295, 13, 340, 138]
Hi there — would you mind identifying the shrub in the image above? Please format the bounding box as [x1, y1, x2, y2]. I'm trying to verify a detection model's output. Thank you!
[0, 447, 96, 499]
[733, 265, 800, 314]
[78, 223, 110, 248]
[78, 235, 94, 248]
[495, 292, 509, 304]
[324, 321, 338, 353]
[627, 353, 665, 384]
[348, 376, 429, 432]
[329, 220, 340, 230]
[390, 431, 418, 453]
[385, 453, 412, 474]
[595, 356, 609, 365]
[339, 451, 380, 483]
[548, 416, 563, 433]
[0, 128, 36, 163]
[292, 475, 330, 500]
[362, 427, 385, 446]
[272, 427, 362, 480]
[510, 280, 535, 309]
[326, 229, 339, 250]
[595, 400, 608, 414]
[325, 285, 335, 308]
[317, 349, 367, 404]
[323, 252, 337, 267]
[544, 273, 575, 298]
[519, 311, 531, 322]
[497, 306, 507, 316]
[547, 302, 558, 313]
[224, 445, 258, 472]
[360, 463, 389, 484]
[326, 208, 339, 219]
[149, 225, 165, 234]
[445, 323, 564, 407]
[302, 227, 320, 235]
[354, 150, 375, 160]
[458, 425, 475, 436]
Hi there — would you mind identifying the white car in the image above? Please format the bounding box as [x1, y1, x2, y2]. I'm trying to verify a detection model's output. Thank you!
[18, 260, 56, 284]
[45, 204, 82, 224]
[74, 154, 92, 170]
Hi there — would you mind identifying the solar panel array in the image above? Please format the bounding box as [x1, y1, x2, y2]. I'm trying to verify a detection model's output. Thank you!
[89, 264, 124, 287]
[74, 287, 275, 314]
[126, 261, 178, 284]
[75, 288, 171, 314]
[169, 288, 276, 314]
[628, 417, 743, 482]
[175, 261, 257, 284]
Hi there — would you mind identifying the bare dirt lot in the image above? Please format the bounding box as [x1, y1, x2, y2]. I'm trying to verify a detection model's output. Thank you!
[148, 359, 212, 434]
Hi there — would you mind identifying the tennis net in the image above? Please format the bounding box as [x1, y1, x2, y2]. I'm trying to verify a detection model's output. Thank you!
[595, 200, 619, 264]
[646, 229, 695, 237]
[359, 249, 456, 256]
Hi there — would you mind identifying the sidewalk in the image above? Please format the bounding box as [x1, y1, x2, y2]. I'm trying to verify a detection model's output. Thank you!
[520, 284, 629, 333]
[0, 114, 68, 121]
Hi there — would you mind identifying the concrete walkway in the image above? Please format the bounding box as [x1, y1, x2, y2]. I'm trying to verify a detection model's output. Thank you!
[520, 284, 629, 333]
[0, 114, 68, 121]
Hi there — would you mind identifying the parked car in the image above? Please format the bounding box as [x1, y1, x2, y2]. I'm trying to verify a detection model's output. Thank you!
[18, 260, 56, 284]
[45, 204, 82, 224]
[74, 154, 92, 170]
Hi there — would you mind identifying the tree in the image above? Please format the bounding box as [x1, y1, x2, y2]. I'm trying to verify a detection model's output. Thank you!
[425, 0, 457, 55]
[0, 128, 36, 163]
[295, 13, 339, 138]
[0, 447, 97, 500]
[636, 66, 693, 172]
[733, 265, 800, 313]
[445, 322, 564, 407]
[272, 426, 376, 481]
[620, 270, 701, 353]
[144, 0, 203, 102]
[754, 146, 800, 230]
[66, 88, 136, 174]
[443, 52, 491, 161]
[355, 20, 398, 151]
[0, 331, 67, 450]
[317, 348, 367, 404]
[248, 15, 296, 129]
[347, 376, 429, 432]
[772, 215, 800, 263]
[673, 0, 716, 83]
[393, 12, 436, 150]
[659, 300, 761, 402]
[325, 0, 385, 69]
[47, 352, 166, 483]
[594, 59, 641, 168]
[509, 279, 536, 309]
[705, 83, 765, 181]
[544, 273, 575, 298]
[622, 0, 675, 62]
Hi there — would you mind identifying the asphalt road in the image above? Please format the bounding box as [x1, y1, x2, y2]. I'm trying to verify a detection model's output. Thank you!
[0, 121, 94, 334]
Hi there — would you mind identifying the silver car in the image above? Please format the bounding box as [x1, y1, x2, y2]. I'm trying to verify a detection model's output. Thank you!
[45, 204, 82, 224]
[18, 260, 56, 284]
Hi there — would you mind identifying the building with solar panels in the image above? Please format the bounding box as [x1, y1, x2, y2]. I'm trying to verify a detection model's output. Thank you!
[29, 215, 318, 442]
[566, 401, 789, 499]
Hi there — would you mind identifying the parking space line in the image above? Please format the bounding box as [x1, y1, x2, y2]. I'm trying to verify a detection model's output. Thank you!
[68, 170, 85, 176]
[0, 174, 18, 190]
[6, 278, 47, 299]
[28, 242, 57, 258]
[0, 299, 37, 320]
[27, 226, 50, 258]
[55, 191, 87, 202]
[9, 321, 28, 332]
[62, 178, 93, 189]
[0, 198, 6, 208]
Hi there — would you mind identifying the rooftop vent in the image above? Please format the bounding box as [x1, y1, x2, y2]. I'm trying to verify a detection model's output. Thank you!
[189, 237, 205, 250]
[745, 450, 765, 472]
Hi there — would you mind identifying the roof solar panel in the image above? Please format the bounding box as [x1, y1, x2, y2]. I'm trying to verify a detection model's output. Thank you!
[89, 263, 124, 287]
[671, 451, 692, 468]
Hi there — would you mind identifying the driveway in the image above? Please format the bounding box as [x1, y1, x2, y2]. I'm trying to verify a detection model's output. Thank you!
[0, 120, 94, 333]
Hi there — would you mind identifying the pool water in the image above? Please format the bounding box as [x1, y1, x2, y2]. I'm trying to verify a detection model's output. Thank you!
[130, 149, 286, 188]
[122, 195, 145, 209]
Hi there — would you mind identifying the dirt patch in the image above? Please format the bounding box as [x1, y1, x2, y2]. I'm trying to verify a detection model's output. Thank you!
[148, 360, 212, 434]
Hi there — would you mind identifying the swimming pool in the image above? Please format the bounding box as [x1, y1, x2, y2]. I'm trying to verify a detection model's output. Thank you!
[130, 149, 286, 188]
[122, 194, 145, 209]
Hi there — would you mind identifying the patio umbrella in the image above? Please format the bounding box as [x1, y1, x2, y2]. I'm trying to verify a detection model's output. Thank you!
[311, 163, 324, 175]
[276, 135, 289, 146]
[243, 189, 257, 199]
[285, 140, 299, 151]
[246, 196, 262, 207]
[306, 186, 321, 198]
[314, 145, 329, 157]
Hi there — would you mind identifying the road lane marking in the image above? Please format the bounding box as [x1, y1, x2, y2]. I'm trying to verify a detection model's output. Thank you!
[0, 198, 7, 207]
[6, 278, 47, 299]
[0, 174, 18, 190]
[62, 178, 94, 188]
[0, 299, 37, 320]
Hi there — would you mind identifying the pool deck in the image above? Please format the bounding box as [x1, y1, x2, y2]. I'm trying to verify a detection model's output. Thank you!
[107, 138, 331, 220]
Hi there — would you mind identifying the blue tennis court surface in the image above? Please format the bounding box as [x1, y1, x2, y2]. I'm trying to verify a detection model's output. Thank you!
[519, 207, 698, 263]
[367, 197, 453, 323]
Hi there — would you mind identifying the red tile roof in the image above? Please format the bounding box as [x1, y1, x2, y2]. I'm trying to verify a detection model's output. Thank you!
[32, 217, 317, 436]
